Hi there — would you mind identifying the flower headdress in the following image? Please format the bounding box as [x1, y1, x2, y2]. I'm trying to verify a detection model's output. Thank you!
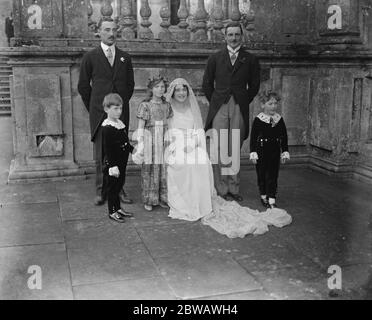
[146, 75, 169, 90]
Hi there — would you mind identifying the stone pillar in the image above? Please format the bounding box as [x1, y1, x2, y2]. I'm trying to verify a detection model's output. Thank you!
[175, 0, 191, 42]
[120, 0, 135, 39]
[139, 0, 154, 39]
[159, 0, 173, 41]
[8, 52, 86, 183]
[192, 0, 208, 41]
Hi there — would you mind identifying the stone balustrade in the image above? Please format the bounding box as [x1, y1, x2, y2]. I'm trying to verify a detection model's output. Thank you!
[86, 0, 255, 42]
[13, 0, 255, 43]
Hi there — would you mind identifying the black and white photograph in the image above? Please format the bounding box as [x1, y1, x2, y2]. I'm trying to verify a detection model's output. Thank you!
[0, 0, 371, 304]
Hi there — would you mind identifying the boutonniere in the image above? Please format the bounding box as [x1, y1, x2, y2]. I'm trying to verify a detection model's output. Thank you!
[120, 57, 125, 63]
[238, 57, 247, 63]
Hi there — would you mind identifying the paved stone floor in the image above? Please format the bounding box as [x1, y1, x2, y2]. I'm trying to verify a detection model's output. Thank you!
[0, 117, 371, 300]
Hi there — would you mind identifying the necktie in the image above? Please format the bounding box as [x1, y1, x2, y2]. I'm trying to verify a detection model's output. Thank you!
[106, 47, 114, 66]
[270, 117, 275, 127]
[230, 52, 237, 66]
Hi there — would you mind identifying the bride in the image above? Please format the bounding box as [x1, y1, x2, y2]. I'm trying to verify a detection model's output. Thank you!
[164, 78, 292, 238]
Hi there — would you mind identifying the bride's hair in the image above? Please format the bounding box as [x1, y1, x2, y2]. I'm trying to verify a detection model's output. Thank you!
[171, 84, 189, 99]
[143, 76, 168, 103]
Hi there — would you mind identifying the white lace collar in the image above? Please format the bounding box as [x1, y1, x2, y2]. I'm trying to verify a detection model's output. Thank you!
[102, 118, 126, 130]
[257, 112, 281, 125]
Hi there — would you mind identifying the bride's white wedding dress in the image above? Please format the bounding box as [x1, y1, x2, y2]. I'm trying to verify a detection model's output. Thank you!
[165, 79, 292, 238]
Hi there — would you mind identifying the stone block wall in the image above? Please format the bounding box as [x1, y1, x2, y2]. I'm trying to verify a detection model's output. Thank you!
[7, 44, 372, 183]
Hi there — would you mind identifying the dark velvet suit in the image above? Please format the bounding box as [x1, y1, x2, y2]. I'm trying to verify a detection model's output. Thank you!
[78, 45, 135, 198]
[202, 46, 260, 140]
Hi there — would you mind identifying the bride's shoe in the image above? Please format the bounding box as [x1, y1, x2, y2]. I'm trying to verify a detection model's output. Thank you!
[260, 198, 270, 208]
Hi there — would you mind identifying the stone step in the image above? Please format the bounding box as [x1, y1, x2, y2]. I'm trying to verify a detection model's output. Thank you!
[0, 110, 11, 117]
[0, 99, 11, 105]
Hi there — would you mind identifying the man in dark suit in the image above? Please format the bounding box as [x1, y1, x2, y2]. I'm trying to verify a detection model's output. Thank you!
[78, 19, 135, 206]
[202, 22, 260, 202]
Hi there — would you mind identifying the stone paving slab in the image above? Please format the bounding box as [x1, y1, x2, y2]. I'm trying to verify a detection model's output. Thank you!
[137, 223, 234, 259]
[73, 276, 176, 300]
[0, 155, 370, 299]
[154, 249, 262, 299]
[67, 241, 159, 286]
[0, 202, 64, 247]
[194, 290, 275, 300]
[58, 196, 108, 222]
[63, 219, 142, 248]
[0, 183, 58, 205]
[0, 244, 73, 300]
[251, 269, 326, 300]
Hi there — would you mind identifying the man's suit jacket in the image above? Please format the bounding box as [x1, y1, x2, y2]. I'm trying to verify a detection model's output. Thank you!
[202, 46, 260, 140]
[78, 45, 135, 141]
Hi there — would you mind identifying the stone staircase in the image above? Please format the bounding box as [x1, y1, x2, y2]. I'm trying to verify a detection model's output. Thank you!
[0, 56, 12, 117]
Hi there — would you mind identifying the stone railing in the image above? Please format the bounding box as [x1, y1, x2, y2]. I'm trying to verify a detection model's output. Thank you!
[87, 0, 255, 42]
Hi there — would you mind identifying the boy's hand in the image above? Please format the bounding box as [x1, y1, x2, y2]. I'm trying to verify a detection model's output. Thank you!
[109, 166, 120, 178]
[250, 152, 258, 164]
[281, 152, 290, 164]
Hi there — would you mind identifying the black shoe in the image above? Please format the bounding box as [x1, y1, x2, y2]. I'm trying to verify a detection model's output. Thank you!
[260, 198, 270, 208]
[119, 190, 133, 204]
[117, 209, 134, 218]
[220, 194, 230, 201]
[109, 212, 126, 223]
[94, 195, 105, 206]
[229, 193, 243, 202]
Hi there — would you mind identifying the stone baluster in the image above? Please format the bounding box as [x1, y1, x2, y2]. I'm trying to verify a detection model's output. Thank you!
[212, 0, 224, 42]
[222, 0, 229, 21]
[120, 0, 135, 39]
[87, 1, 98, 37]
[230, 0, 241, 23]
[101, 0, 114, 21]
[159, 1, 173, 41]
[139, 0, 154, 40]
[240, 0, 255, 42]
[175, 0, 190, 42]
[193, 0, 208, 41]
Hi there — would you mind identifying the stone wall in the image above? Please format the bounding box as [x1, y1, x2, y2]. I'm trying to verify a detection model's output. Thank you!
[5, 44, 372, 183]
[4, 0, 372, 183]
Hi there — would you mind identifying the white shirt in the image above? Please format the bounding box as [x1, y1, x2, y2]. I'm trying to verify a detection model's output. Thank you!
[227, 45, 241, 60]
[101, 42, 116, 62]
